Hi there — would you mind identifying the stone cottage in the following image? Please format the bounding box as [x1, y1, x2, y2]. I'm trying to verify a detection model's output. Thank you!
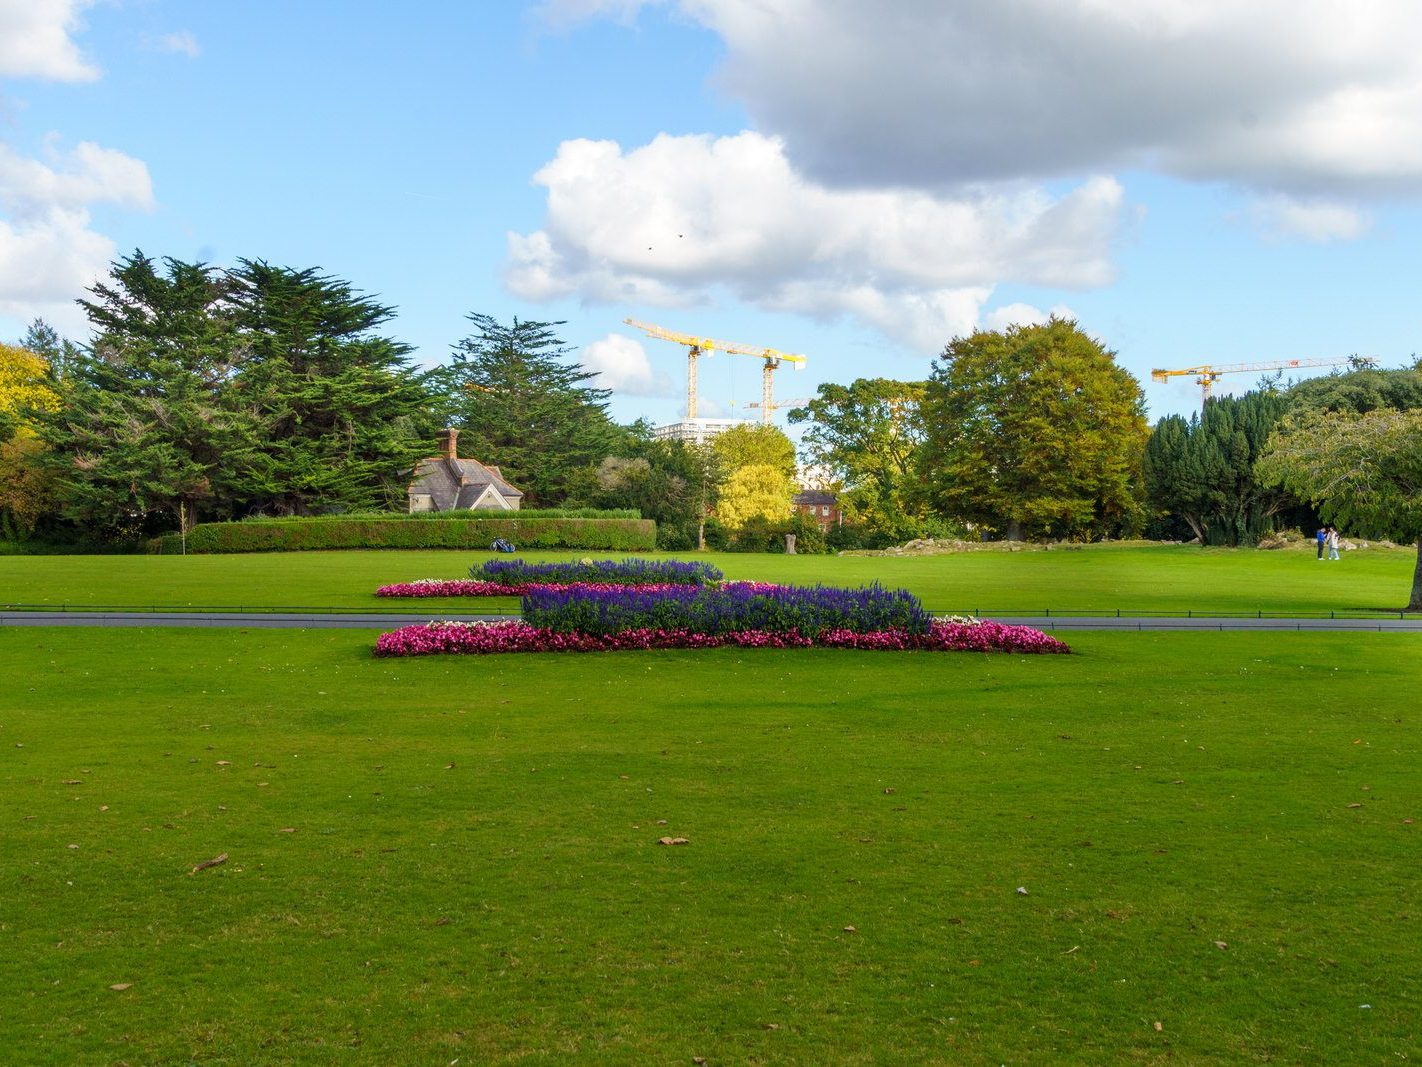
[407, 429, 524, 512]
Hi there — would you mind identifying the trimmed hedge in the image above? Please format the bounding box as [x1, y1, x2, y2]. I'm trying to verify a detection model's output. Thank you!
[239, 508, 640, 522]
[148, 516, 656, 554]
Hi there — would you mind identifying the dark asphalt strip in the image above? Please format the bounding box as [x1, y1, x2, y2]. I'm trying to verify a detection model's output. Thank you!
[2, 611, 1421, 631]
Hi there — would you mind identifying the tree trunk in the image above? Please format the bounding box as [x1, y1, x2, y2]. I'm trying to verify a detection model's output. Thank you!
[1005, 518, 1022, 541]
[1409, 538, 1422, 612]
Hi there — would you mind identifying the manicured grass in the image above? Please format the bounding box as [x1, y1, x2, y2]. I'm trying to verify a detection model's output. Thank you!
[2, 627, 1418, 1063]
[0, 542, 1418, 613]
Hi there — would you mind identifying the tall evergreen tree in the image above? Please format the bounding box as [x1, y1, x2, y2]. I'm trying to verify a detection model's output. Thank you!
[432, 315, 625, 505]
[224, 261, 435, 514]
[41, 252, 253, 535]
[1143, 390, 1292, 545]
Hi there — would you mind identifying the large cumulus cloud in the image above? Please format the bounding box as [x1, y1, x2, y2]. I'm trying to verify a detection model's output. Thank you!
[508, 132, 1124, 350]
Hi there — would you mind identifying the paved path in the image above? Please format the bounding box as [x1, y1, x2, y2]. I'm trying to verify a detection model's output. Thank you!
[2, 610, 1421, 631]
[989, 615, 1422, 632]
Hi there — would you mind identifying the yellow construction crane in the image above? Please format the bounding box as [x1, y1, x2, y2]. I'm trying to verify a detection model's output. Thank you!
[1151, 357, 1371, 404]
[624, 318, 806, 420]
[744, 397, 813, 424]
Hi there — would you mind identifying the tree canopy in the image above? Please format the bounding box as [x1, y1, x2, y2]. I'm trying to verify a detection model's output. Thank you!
[1257, 409, 1422, 609]
[1143, 390, 1292, 545]
[223, 260, 434, 515]
[919, 318, 1148, 540]
[1285, 365, 1422, 416]
[788, 378, 927, 535]
[710, 423, 796, 480]
[39, 251, 434, 535]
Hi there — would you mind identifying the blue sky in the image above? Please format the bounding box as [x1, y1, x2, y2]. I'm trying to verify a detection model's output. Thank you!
[3, 1, 1421, 427]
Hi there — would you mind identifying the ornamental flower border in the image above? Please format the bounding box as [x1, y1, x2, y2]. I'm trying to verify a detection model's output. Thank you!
[375, 578, 784, 598]
[469, 557, 723, 587]
[373, 619, 1071, 657]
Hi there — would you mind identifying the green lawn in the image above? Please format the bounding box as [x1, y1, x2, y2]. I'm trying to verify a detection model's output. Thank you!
[1, 542, 1418, 614]
[2, 627, 1418, 1063]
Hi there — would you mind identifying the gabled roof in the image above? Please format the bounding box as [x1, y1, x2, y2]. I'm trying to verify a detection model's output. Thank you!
[408, 455, 524, 510]
[793, 490, 838, 506]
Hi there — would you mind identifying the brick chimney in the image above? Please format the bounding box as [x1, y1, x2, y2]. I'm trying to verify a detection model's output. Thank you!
[439, 428, 459, 460]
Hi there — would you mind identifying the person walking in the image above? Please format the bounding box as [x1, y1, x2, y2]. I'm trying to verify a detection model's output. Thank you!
[1326, 525, 1341, 561]
[1316, 525, 1327, 560]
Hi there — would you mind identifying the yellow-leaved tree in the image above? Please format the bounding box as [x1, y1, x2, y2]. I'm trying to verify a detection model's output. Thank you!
[715, 463, 794, 528]
[0, 342, 60, 438]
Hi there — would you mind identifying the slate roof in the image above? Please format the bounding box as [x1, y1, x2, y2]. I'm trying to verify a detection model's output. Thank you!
[408, 455, 524, 511]
[792, 490, 838, 506]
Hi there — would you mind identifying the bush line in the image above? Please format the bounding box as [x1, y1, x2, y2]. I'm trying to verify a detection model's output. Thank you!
[148, 517, 656, 554]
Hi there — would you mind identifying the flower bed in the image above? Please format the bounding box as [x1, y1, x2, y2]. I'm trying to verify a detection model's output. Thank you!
[469, 557, 723, 587]
[373, 619, 1070, 657]
[522, 582, 931, 637]
[375, 578, 783, 598]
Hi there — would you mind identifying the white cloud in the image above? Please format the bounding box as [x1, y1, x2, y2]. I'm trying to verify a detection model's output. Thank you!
[566, 1, 1422, 198]
[984, 302, 1078, 332]
[156, 31, 201, 59]
[1249, 195, 1371, 242]
[0, 138, 155, 333]
[0, 0, 98, 82]
[0, 206, 112, 332]
[0, 139, 154, 215]
[508, 132, 1125, 352]
[581, 332, 678, 397]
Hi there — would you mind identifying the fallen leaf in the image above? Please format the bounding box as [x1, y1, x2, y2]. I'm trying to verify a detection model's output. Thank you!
[190, 852, 228, 875]
[277, 827, 296, 833]
[882, 787, 896, 795]
[1016, 886, 1029, 895]
[66, 844, 78, 850]
[1347, 803, 1363, 809]
[843, 925, 857, 933]
[1213, 940, 1228, 950]
[63, 779, 81, 785]
[109, 983, 132, 991]
[657, 837, 689, 846]
[1063, 945, 1079, 954]
[761, 1023, 780, 1031]
[1153, 1021, 1163, 1032]
[693, 1058, 707, 1065]
[444, 763, 454, 770]
[216, 760, 231, 767]
[98, 805, 109, 812]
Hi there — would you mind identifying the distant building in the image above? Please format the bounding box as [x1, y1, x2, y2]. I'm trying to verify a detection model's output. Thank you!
[651, 417, 751, 444]
[407, 429, 524, 512]
[792, 489, 842, 531]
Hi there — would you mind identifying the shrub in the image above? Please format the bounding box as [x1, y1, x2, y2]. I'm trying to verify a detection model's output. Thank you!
[147, 516, 656, 553]
[238, 508, 640, 522]
[522, 582, 931, 638]
[470, 557, 722, 587]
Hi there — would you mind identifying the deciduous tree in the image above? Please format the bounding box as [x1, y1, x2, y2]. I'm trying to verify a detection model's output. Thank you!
[919, 318, 1147, 540]
[788, 378, 927, 534]
[715, 463, 793, 529]
[1257, 409, 1422, 609]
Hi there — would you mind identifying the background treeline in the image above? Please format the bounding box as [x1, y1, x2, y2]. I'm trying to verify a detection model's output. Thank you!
[5, 250, 1422, 554]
